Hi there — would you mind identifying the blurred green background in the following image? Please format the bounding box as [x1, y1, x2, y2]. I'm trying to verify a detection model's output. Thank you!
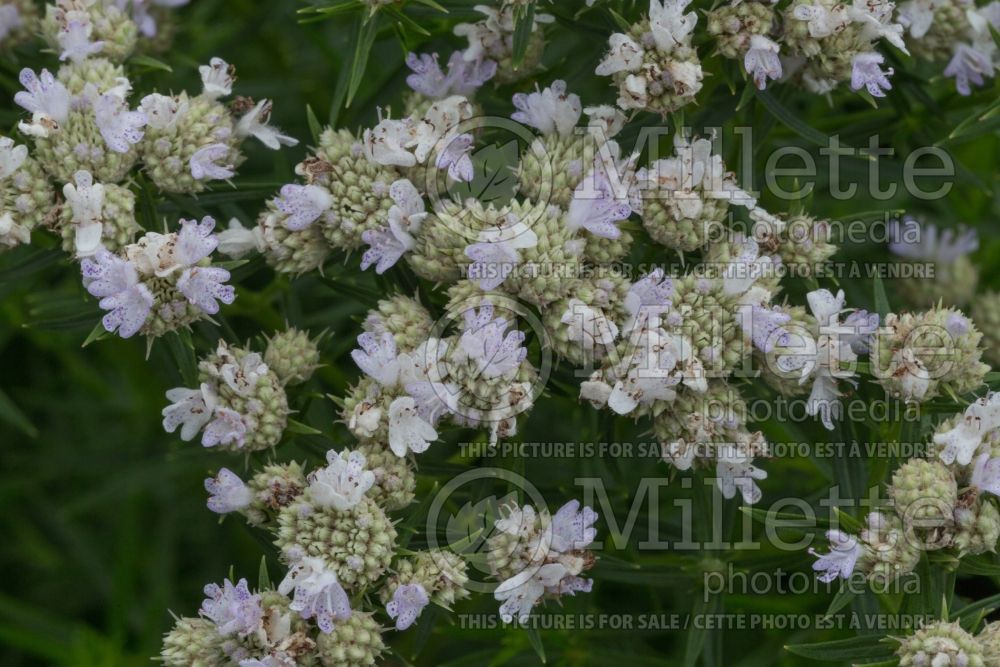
[1, 0, 998, 665]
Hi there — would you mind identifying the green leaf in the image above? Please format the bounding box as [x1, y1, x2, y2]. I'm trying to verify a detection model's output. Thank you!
[754, 90, 855, 154]
[345, 14, 380, 108]
[511, 3, 535, 68]
[258, 556, 271, 590]
[286, 419, 323, 436]
[81, 322, 111, 348]
[525, 624, 546, 664]
[409, 0, 448, 12]
[0, 387, 37, 438]
[824, 580, 857, 617]
[384, 6, 431, 37]
[607, 8, 631, 32]
[128, 54, 173, 72]
[306, 104, 323, 144]
[785, 635, 894, 661]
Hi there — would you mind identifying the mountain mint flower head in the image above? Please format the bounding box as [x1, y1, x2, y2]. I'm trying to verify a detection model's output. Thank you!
[890, 458, 957, 523]
[453, 4, 553, 83]
[264, 328, 321, 386]
[889, 217, 979, 307]
[707, 1, 779, 66]
[200, 578, 263, 638]
[895, 621, 986, 667]
[808, 529, 862, 582]
[0, 136, 55, 251]
[41, 0, 139, 63]
[205, 468, 254, 514]
[278, 556, 352, 634]
[972, 291, 1000, 368]
[306, 450, 376, 511]
[313, 611, 386, 666]
[596, 0, 704, 114]
[385, 583, 429, 631]
[465, 212, 539, 290]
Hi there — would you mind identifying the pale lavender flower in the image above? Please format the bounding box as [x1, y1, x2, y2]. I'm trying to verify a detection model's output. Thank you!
[947, 313, 970, 337]
[842, 310, 879, 354]
[190, 143, 235, 180]
[944, 44, 993, 95]
[458, 302, 527, 379]
[57, 19, 104, 62]
[199, 57, 234, 99]
[351, 332, 402, 386]
[405, 51, 497, 98]
[276, 184, 333, 231]
[549, 500, 598, 553]
[435, 133, 474, 182]
[386, 583, 429, 631]
[0, 137, 27, 180]
[14, 68, 71, 132]
[511, 80, 582, 136]
[93, 93, 147, 153]
[388, 396, 438, 457]
[177, 216, 221, 266]
[202, 407, 248, 449]
[0, 5, 22, 43]
[740, 305, 792, 354]
[716, 451, 767, 504]
[307, 450, 375, 511]
[81, 249, 154, 338]
[850, 52, 893, 97]
[889, 217, 978, 263]
[236, 100, 298, 149]
[808, 530, 862, 583]
[361, 179, 425, 273]
[972, 453, 1000, 497]
[177, 266, 235, 314]
[278, 556, 351, 634]
[205, 468, 253, 514]
[162, 383, 217, 441]
[200, 578, 263, 637]
[465, 215, 538, 290]
[623, 269, 674, 334]
[495, 563, 568, 624]
[744, 35, 782, 90]
[567, 169, 632, 239]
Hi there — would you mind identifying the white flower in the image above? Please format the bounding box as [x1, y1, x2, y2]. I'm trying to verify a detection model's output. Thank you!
[276, 184, 333, 231]
[205, 468, 253, 514]
[596, 32, 644, 77]
[236, 100, 298, 149]
[0, 5, 22, 43]
[607, 329, 683, 415]
[465, 214, 538, 290]
[307, 450, 375, 511]
[510, 80, 582, 136]
[57, 17, 104, 62]
[199, 57, 234, 99]
[560, 299, 619, 350]
[80, 249, 154, 338]
[360, 179, 426, 274]
[388, 396, 438, 457]
[386, 583, 429, 631]
[436, 133, 475, 182]
[495, 563, 568, 624]
[715, 447, 767, 504]
[745, 35, 782, 90]
[849, 0, 908, 52]
[944, 43, 995, 96]
[0, 137, 27, 180]
[456, 302, 527, 379]
[889, 217, 979, 263]
[623, 269, 674, 335]
[217, 218, 264, 258]
[567, 168, 633, 239]
[62, 170, 106, 258]
[850, 52, 894, 97]
[583, 105, 626, 139]
[162, 382, 217, 441]
[935, 394, 1000, 466]
[808, 530, 862, 582]
[409, 95, 473, 164]
[722, 238, 776, 297]
[792, 2, 845, 37]
[190, 143, 235, 181]
[219, 351, 269, 397]
[278, 557, 351, 634]
[363, 115, 417, 168]
[548, 500, 598, 553]
[202, 407, 248, 449]
[14, 68, 71, 137]
[892, 347, 932, 403]
[201, 578, 263, 637]
[139, 93, 188, 131]
[351, 332, 402, 387]
[649, 0, 698, 51]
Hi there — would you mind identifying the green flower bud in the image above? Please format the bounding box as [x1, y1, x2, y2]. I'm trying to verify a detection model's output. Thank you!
[654, 382, 752, 457]
[314, 611, 385, 667]
[971, 292, 1000, 369]
[199, 343, 289, 452]
[381, 550, 470, 609]
[753, 211, 836, 280]
[356, 439, 416, 511]
[1, 139, 55, 251]
[275, 496, 397, 590]
[42, 0, 138, 63]
[910, 1, 970, 62]
[57, 58, 125, 96]
[516, 134, 594, 210]
[257, 208, 331, 275]
[362, 294, 435, 353]
[141, 93, 243, 194]
[895, 255, 978, 309]
[245, 461, 307, 527]
[706, 2, 776, 59]
[641, 187, 730, 254]
[978, 620, 1000, 666]
[544, 274, 630, 366]
[160, 617, 227, 667]
[890, 458, 958, 523]
[857, 511, 921, 584]
[265, 328, 321, 386]
[608, 20, 703, 115]
[896, 621, 986, 667]
[952, 497, 1000, 556]
[34, 110, 140, 184]
[783, 0, 868, 86]
[874, 308, 990, 403]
